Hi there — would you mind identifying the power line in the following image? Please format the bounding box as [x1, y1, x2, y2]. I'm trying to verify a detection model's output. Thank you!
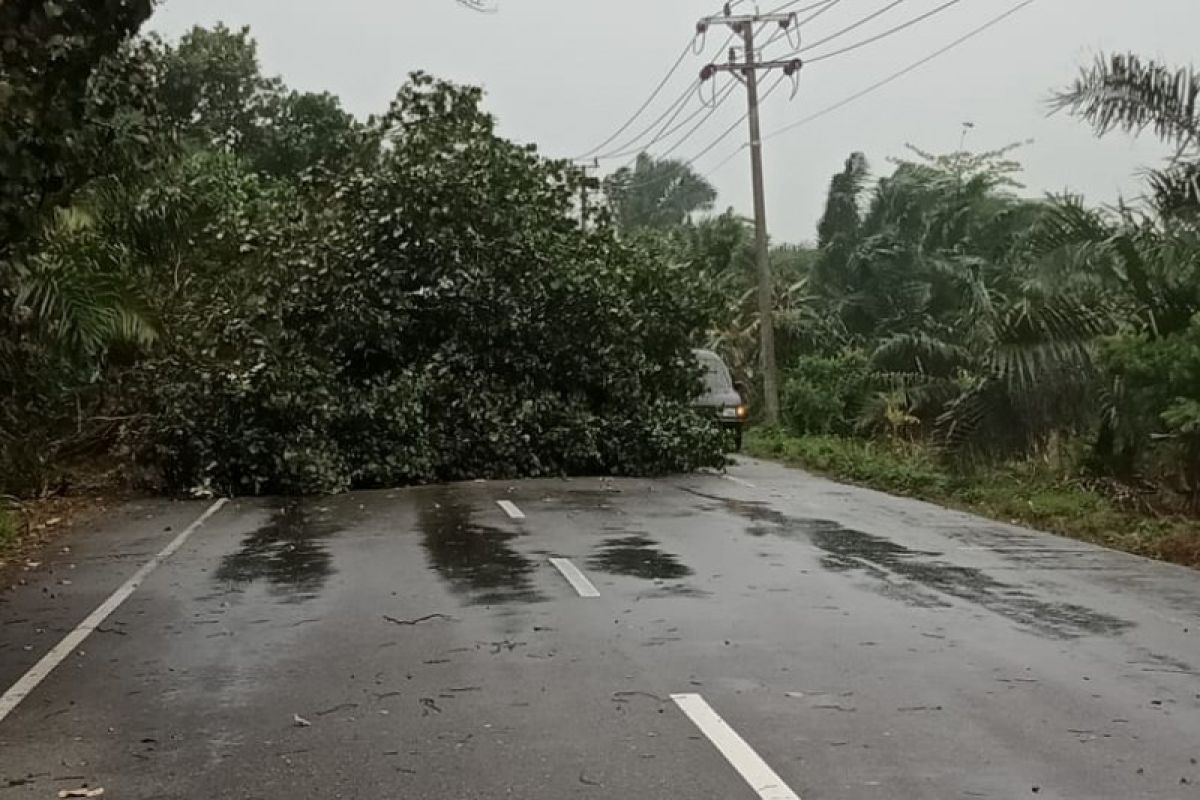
[573, 40, 694, 160]
[589, 29, 739, 161]
[577, 0, 772, 160]
[803, 0, 967, 64]
[604, 80, 740, 161]
[796, 0, 912, 54]
[591, 81, 699, 160]
[605, 81, 747, 188]
[765, 0, 1039, 140]
[608, 75, 787, 195]
[759, 0, 846, 50]
[794, 0, 844, 25]
[687, 75, 789, 165]
[762, 0, 837, 16]
[701, 0, 1039, 172]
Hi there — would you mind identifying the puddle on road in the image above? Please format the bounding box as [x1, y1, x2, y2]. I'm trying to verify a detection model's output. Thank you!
[588, 534, 694, 581]
[214, 502, 340, 602]
[698, 492, 1133, 640]
[545, 489, 698, 520]
[419, 492, 545, 605]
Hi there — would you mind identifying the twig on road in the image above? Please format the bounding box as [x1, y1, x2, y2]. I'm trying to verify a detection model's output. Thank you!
[383, 613, 456, 626]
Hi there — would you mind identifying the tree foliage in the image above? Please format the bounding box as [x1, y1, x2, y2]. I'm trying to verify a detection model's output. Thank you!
[0, 0, 155, 263]
[1, 20, 728, 497]
[602, 153, 718, 231]
[768, 52, 1200, 514]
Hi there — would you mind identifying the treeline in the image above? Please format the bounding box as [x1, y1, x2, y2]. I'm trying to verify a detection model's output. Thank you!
[1, 9, 727, 499]
[607, 54, 1200, 516]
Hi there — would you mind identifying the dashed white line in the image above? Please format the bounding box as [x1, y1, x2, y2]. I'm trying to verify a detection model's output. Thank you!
[723, 475, 756, 489]
[0, 498, 229, 726]
[496, 500, 526, 520]
[671, 693, 802, 800]
[549, 558, 601, 598]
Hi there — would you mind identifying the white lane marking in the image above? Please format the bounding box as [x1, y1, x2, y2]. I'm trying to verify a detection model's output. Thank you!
[497, 500, 526, 520]
[723, 475, 756, 489]
[549, 558, 601, 598]
[0, 499, 228, 725]
[672, 693, 802, 800]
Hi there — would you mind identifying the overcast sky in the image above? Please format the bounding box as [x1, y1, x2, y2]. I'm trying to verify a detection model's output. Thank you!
[150, 0, 1197, 244]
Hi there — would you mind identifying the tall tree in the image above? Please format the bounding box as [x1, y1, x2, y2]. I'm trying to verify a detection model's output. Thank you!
[0, 0, 154, 263]
[159, 24, 280, 152]
[602, 153, 718, 231]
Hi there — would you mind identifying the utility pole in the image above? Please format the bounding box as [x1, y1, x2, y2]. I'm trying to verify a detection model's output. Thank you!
[579, 159, 599, 231]
[698, 8, 801, 426]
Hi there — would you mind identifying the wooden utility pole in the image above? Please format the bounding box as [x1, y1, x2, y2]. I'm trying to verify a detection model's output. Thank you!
[698, 10, 801, 426]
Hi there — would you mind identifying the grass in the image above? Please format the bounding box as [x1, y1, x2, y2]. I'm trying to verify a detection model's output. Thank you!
[745, 429, 1200, 569]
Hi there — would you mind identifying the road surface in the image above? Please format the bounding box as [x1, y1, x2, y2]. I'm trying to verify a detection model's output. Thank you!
[1, 458, 1197, 798]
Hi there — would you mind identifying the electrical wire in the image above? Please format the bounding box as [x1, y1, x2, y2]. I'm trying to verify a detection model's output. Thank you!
[573, 40, 695, 160]
[794, 0, 845, 26]
[590, 30, 738, 161]
[591, 2, 824, 184]
[759, 0, 846, 50]
[685, 74, 790, 168]
[699, 0, 1039, 176]
[656, 81, 744, 160]
[612, 79, 744, 183]
[603, 80, 740, 161]
[764, 0, 1039, 141]
[803, 0, 967, 64]
[605, 75, 787, 194]
[763, 0, 839, 18]
[590, 81, 699, 160]
[577, 0, 761, 160]
[795, 0, 912, 54]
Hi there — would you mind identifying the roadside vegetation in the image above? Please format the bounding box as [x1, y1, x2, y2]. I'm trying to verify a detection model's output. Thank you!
[0, 8, 725, 507]
[0, 5, 1197, 567]
[731, 55, 1200, 567]
[746, 430, 1200, 567]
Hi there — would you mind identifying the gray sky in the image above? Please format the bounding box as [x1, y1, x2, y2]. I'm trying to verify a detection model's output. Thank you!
[150, 0, 1197, 244]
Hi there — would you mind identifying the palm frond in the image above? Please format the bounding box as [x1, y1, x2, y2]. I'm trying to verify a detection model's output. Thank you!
[870, 332, 974, 377]
[1147, 162, 1200, 220]
[1051, 53, 1200, 151]
[14, 207, 159, 355]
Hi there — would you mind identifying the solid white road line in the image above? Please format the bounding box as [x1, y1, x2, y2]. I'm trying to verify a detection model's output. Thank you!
[549, 558, 601, 598]
[497, 500, 526, 520]
[671, 693, 802, 800]
[0, 498, 229, 726]
[723, 475, 756, 489]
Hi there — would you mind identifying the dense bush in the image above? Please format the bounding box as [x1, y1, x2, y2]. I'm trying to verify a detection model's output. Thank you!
[1100, 315, 1200, 502]
[133, 76, 726, 495]
[780, 350, 870, 436]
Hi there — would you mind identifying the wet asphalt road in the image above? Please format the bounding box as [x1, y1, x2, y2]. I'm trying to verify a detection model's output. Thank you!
[1, 458, 1198, 799]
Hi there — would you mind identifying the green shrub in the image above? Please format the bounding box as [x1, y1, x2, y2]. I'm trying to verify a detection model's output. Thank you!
[748, 430, 947, 495]
[746, 428, 1200, 567]
[781, 350, 870, 436]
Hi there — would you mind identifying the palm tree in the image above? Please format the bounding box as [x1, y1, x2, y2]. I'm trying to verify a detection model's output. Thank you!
[1052, 53, 1200, 219]
[807, 145, 1111, 457]
[602, 153, 718, 231]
